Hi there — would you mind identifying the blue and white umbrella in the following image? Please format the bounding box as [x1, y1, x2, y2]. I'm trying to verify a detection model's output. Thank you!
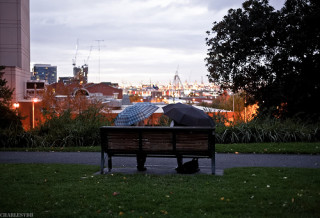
[114, 102, 159, 126]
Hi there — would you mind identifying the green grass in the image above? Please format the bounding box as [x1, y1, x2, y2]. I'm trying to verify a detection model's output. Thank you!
[1, 164, 320, 217]
[215, 142, 320, 154]
[1, 142, 320, 154]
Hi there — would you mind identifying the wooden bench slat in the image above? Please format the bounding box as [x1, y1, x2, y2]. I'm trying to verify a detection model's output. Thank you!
[100, 126, 215, 174]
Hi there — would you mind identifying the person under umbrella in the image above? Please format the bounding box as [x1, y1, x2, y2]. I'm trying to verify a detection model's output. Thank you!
[163, 103, 215, 173]
[163, 103, 215, 127]
[114, 102, 159, 171]
[114, 102, 159, 126]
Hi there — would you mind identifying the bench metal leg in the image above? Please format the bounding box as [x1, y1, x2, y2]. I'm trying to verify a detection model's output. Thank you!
[136, 153, 147, 171]
[100, 151, 105, 174]
[211, 156, 215, 175]
[108, 155, 112, 172]
[177, 155, 183, 168]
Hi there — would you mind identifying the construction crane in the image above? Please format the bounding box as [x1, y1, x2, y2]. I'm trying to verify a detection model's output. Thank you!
[84, 45, 93, 66]
[95, 39, 104, 83]
[81, 44, 93, 84]
[72, 39, 79, 67]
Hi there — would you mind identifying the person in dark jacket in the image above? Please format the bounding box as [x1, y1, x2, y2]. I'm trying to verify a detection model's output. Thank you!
[135, 120, 147, 171]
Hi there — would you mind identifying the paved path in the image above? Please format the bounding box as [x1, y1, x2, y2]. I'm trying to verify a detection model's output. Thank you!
[1, 152, 319, 175]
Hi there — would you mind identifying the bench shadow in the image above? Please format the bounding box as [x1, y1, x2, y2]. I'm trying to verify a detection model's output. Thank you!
[94, 166, 224, 176]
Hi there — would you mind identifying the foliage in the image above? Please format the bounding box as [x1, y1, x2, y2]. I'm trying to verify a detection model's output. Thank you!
[2, 114, 319, 148]
[200, 91, 258, 124]
[0, 123, 32, 148]
[40, 85, 58, 119]
[205, 0, 320, 120]
[157, 114, 171, 126]
[32, 106, 111, 147]
[0, 66, 14, 108]
[215, 118, 320, 144]
[210, 111, 232, 127]
[129, 94, 143, 103]
[1, 79, 114, 148]
[20, 83, 113, 147]
[0, 104, 22, 130]
[0, 66, 21, 129]
[0, 66, 24, 146]
[1, 164, 320, 217]
[40, 84, 95, 117]
[199, 90, 234, 111]
[1, 106, 112, 148]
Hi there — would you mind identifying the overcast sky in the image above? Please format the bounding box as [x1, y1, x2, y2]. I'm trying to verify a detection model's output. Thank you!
[30, 0, 285, 86]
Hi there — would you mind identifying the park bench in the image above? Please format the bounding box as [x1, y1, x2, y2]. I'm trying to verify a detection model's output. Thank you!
[100, 126, 216, 174]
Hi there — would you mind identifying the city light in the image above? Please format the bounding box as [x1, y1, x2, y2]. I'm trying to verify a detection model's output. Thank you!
[13, 102, 19, 109]
[32, 98, 38, 128]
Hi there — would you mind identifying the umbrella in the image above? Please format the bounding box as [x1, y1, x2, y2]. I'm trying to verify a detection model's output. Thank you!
[114, 102, 159, 126]
[163, 103, 215, 127]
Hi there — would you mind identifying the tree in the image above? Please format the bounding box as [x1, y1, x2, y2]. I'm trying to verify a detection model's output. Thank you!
[205, 0, 320, 120]
[40, 85, 57, 119]
[0, 66, 14, 108]
[40, 82, 107, 123]
[0, 66, 22, 130]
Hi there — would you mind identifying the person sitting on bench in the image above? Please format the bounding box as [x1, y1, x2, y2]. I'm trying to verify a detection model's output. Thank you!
[134, 120, 147, 171]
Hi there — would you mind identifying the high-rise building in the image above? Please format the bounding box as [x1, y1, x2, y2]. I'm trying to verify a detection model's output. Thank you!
[73, 64, 88, 84]
[32, 64, 57, 84]
[0, 0, 30, 101]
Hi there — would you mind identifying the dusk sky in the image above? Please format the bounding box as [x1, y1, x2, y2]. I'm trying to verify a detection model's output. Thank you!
[30, 0, 285, 86]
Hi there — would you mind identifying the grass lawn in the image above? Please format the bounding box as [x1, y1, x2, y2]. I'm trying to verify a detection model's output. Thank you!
[216, 142, 320, 154]
[1, 142, 320, 154]
[0, 164, 319, 217]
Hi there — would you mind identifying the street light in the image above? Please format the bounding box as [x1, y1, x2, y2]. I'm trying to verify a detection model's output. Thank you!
[32, 98, 38, 129]
[13, 102, 19, 109]
[13, 102, 19, 115]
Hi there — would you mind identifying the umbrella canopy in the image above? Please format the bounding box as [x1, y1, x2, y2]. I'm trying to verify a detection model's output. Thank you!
[163, 103, 215, 127]
[114, 102, 159, 126]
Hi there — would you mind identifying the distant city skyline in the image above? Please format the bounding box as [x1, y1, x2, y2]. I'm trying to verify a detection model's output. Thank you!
[30, 0, 285, 86]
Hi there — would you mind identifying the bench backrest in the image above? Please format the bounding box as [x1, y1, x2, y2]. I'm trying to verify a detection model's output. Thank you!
[100, 126, 215, 156]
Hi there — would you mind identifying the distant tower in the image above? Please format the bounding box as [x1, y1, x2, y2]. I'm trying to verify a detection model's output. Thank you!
[73, 65, 88, 84]
[172, 68, 184, 98]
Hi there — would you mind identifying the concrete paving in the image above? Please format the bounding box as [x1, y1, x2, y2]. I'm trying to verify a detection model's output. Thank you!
[1, 151, 319, 176]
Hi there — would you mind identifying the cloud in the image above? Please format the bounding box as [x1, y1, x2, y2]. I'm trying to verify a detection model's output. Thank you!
[30, 0, 285, 85]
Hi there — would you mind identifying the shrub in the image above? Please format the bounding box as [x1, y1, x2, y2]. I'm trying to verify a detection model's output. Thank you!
[0, 102, 25, 148]
[30, 106, 112, 147]
[215, 118, 320, 144]
[157, 115, 171, 126]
